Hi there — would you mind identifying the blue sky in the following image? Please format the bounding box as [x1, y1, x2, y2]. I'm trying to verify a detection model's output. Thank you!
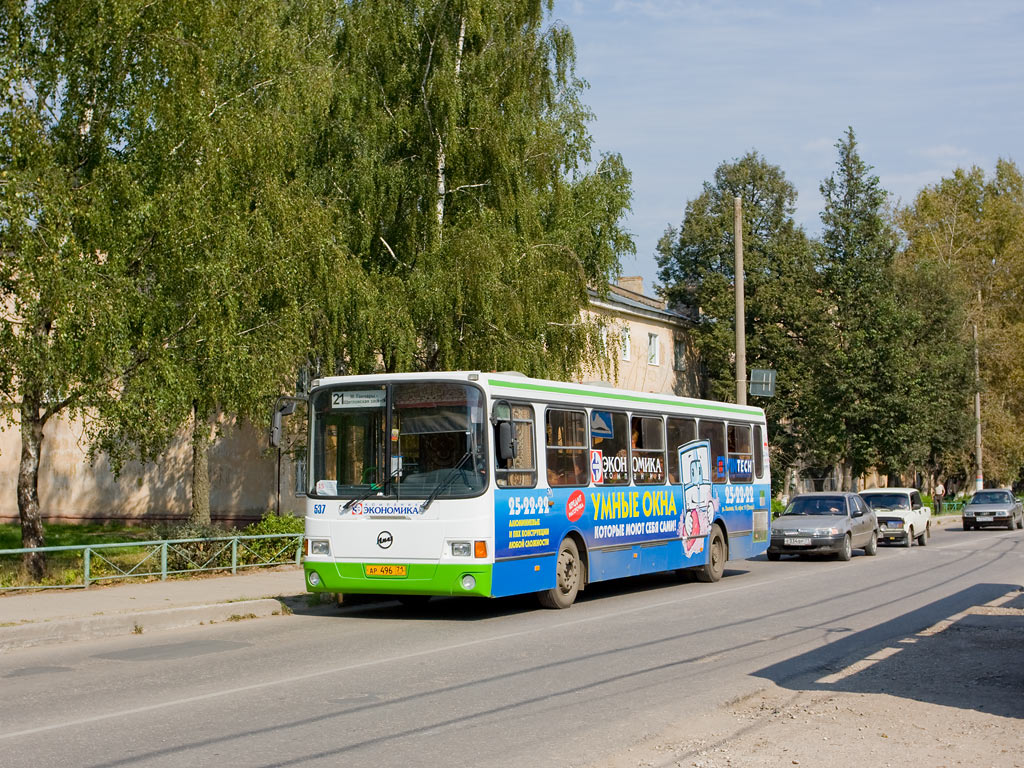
[558, 0, 1024, 293]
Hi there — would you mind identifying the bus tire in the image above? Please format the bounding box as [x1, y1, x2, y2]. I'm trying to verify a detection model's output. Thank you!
[695, 524, 727, 583]
[539, 537, 582, 609]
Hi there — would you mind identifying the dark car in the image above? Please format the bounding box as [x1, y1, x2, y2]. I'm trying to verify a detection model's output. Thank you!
[768, 492, 878, 561]
[962, 490, 1024, 531]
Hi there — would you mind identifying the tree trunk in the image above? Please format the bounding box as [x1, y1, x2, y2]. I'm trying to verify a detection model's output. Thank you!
[840, 458, 854, 492]
[190, 404, 212, 525]
[17, 394, 47, 580]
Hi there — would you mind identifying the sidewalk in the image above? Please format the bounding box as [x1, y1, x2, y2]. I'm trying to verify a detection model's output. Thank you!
[0, 565, 309, 652]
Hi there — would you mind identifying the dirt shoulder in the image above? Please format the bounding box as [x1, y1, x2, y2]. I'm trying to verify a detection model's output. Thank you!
[593, 589, 1024, 768]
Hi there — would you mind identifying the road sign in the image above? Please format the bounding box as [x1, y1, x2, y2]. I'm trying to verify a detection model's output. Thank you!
[749, 368, 776, 397]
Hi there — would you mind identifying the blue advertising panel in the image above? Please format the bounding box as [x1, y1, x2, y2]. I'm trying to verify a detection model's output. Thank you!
[493, 439, 770, 590]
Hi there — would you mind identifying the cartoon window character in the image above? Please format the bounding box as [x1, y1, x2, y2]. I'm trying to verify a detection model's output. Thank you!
[677, 440, 718, 557]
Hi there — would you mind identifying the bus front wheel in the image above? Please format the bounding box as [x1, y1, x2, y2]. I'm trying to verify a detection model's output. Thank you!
[695, 524, 727, 583]
[539, 538, 582, 609]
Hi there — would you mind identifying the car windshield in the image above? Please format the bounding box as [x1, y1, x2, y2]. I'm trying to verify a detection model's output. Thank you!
[861, 493, 910, 510]
[784, 496, 846, 516]
[970, 491, 1013, 505]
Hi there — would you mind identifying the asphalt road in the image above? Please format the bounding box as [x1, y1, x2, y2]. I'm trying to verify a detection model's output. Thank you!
[1, 523, 1021, 768]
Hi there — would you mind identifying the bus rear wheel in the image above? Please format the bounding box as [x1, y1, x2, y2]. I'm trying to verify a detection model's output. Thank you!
[539, 538, 582, 609]
[695, 524, 727, 583]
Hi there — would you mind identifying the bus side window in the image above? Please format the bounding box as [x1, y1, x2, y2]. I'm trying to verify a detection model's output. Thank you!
[698, 418, 727, 484]
[546, 408, 589, 487]
[727, 423, 753, 483]
[630, 415, 666, 485]
[494, 403, 537, 488]
[591, 410, 629, 485]
[753, 424, 764, 480]
[666, 417, 696, 484]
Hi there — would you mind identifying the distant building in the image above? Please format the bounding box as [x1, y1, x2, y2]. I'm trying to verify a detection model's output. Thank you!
[581, 276, 700, 398]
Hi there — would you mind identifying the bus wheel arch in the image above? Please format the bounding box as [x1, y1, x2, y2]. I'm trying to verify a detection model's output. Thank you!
[538, 534, 586, 609]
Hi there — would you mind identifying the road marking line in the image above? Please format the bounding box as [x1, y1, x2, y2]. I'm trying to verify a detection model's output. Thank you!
[815, 645, 903, 684]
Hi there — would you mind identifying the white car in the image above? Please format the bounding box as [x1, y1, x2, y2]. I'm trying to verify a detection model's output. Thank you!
[859, 487, 932, 547]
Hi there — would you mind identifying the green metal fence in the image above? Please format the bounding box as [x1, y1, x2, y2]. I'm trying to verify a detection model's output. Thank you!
[0, 533, 304, 591]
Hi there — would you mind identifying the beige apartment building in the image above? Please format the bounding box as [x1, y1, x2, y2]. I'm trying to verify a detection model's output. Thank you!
[0, 277, 699, 524]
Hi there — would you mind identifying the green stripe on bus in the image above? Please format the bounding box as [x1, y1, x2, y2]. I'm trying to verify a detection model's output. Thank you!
[488, 378, 762, 416]
[304, 562, 493, 598]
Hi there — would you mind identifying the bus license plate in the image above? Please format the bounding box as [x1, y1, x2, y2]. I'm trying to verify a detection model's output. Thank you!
[365, 564, 407, 577]
[785, 537, 811, 546]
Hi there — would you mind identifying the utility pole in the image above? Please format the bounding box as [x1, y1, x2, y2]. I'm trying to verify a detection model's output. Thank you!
[734, 196, 746, 405]
[973, 306, 983, 491]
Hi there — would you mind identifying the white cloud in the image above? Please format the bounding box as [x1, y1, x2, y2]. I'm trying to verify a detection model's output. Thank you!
[915, 144, 972, 160]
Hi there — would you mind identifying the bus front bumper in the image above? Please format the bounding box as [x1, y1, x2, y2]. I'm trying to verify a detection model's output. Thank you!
[304, 561, 493, 598]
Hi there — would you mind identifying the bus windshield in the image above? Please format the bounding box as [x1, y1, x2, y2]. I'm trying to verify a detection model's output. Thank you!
[310, 381, 487, 498]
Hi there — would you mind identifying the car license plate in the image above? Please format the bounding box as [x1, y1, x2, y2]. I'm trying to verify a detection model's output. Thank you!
[365, 564, 407, 577]
[976, 516, 992, 522]
[784, 537, 812, 546]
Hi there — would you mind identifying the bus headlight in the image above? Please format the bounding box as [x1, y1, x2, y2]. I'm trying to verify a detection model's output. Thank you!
[310, 539, 330, 556]
[450, 541, 472, 557]
[308, 571, 321, 587]
[460, 574, 476, 591]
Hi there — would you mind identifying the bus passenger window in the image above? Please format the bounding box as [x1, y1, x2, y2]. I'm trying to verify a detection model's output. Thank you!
[727, 424, 753, 483]
[630, 415, 666, 484]
[666, 417, 697, 484]
[753, 424, 764, 479]
[698, 419, 727, 484]
[546, 408, 588, 487]
[590, 410, 629, 485]
[494, 403, 537, 488]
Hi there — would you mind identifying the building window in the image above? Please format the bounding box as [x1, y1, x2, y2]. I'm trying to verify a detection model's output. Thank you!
[648, 333, 660, 366]
[673, 339, 687, 371]
[293, 451, 307, 496]
[621, 326, 631, 361]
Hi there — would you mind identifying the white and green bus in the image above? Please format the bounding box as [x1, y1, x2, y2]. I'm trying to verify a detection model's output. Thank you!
[300, 371, 770, 608]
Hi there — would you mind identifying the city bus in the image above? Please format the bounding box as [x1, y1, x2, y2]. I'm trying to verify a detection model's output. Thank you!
[300, 371, 771, 608]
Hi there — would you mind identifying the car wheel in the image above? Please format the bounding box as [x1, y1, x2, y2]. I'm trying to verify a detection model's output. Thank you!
[837, 534, 852, 561]
[538, 538, 582, 609]
[695, 524, 727, 583]
[963, 520, 973, 531]
[767, 551, 781, 562]
[917, 525, 928, 546]
[1016, 515, 1023, 530]
[864, 530, 878, 556]
[904, 527, 914, 547]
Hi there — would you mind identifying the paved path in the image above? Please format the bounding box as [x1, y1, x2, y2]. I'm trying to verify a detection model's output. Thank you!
[0, 566, 307, 651]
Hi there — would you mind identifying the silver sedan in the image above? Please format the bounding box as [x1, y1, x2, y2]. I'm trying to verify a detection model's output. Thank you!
[962, 490, 1024, 531]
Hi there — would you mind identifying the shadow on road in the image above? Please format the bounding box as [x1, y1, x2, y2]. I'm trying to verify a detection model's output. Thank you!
[280, 566, 752, 622]
[752, 582, 1024, 719]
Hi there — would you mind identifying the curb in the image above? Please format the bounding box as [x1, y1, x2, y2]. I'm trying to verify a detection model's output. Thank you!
[0, 598, 288, 652]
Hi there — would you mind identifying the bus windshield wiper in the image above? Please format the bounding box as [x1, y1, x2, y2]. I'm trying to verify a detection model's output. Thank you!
[341, 465, 404, 511]
[342, 483, 382, 512]
[421, 451, 472, 511]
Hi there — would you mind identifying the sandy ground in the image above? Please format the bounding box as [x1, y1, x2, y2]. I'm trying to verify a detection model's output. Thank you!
[592, 589, 1024, 768]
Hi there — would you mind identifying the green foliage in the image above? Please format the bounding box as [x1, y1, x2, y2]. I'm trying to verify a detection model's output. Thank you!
[239, 512, 304, 537]
[898, 160, 1024, 486]
[801, 128, 909, 485]
[656, 151, 820, 493]
[309, 0, 632, 378]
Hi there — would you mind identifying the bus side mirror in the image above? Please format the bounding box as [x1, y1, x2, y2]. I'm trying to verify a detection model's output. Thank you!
[498, 421, 517, 463]
[270, 399, 298, 448]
